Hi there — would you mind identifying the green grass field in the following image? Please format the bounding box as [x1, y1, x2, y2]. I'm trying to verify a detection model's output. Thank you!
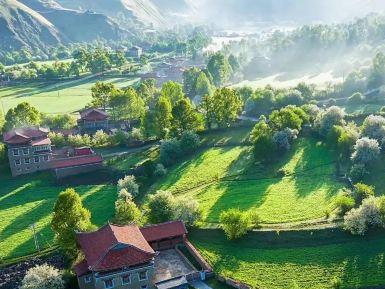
[190, 228, 385, 289]
[0, 173, 115, 260]
[0, 76, 139, 114]
[155, 138, 345, 225]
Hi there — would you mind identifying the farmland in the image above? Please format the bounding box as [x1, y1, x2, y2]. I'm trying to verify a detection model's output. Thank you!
[0, 76, 139, 114]
[155, 137, 345, 225]
[0, 172, 115, 261]
[190, 228, 385, 289]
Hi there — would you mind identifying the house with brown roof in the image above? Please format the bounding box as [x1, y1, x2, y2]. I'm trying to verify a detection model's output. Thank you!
[3, 126, 103, 178]
[78, 108, 109, 133]
[74, 221, 197, 289]
[3, 127, 53, 176]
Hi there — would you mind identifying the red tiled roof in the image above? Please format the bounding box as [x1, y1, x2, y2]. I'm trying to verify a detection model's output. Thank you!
[140, 221, 187, 243]
[75, 147, 94, 156]
[31, 137, 51, 146]
[80, 108, 108, 121]
[75, 224, 155, 274]
[51, 155, 103, 169]
[74, 260, 89, 276]
[3, 127, 49, 145]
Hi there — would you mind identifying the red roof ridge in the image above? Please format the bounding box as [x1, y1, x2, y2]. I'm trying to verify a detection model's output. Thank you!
[141, 220, 186, 229]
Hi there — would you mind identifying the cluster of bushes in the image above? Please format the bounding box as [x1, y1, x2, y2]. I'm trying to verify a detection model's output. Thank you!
[219, 209, 260, 240]
[20, 264, 65, 289]
[49, 128, 143, 148]
[251, 105, 309, 162]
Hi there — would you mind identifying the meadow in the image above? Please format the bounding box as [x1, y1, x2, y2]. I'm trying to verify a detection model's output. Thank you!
[190, 228, 385, 289]
[0, 173, 115, 261]
[155, 138, 345, 225]
[0, 76, 139, 114]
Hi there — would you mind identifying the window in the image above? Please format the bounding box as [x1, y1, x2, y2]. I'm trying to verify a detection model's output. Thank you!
[15, 159, 21, 166]
[84, 276, 92, 283]
[141, 285, 148, 289]
[43, 155, 49, 161]
[104, 279, 114, 289]
[34, 156, 39, 163]
[13, 149, 19, 156]
[121, 275, 130, 285]
[23, 148, 29, 155]
[24, 158, 30, 164]
[138, 271, 147, 281]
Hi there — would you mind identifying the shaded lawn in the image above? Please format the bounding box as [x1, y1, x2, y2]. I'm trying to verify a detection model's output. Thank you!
[199, 126, 252, 147]
[0, 173, 115, 260]
[190, 229, 385, 289]
[156, 138, 344, 224]
[0, 76, 139, 114]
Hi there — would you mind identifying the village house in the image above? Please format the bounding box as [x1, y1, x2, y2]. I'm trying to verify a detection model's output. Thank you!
[3, 126, 103, 178]
[127, 46, 143, 59]
[78, 108, 109, 134]
[74, 221, 205, 289]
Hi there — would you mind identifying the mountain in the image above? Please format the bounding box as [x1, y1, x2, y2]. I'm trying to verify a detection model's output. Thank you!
[0, 0, 60, 50]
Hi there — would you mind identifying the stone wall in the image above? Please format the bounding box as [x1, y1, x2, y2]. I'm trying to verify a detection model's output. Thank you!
[0, 254, 65, 289]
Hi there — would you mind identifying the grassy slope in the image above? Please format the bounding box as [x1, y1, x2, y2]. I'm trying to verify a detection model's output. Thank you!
[0, 173, 115, 260]
[190, 229, 385, 289]
[0, 76, 139, 114]
[156, 138, 344, 224]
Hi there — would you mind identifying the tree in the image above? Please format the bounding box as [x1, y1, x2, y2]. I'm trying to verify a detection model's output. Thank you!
[91, 82, 115, 110]
[117, 175, 139, 197]
[146, 190, 175, 224]
[174, 197, 202, 227]
[183, 67, 200, 97]
[161, 81, 184, 105]
[316, 106, 345, 136]
[136, 79, 158, 106]
[180, 131, 200, 154]
[51, 188, 92, 259]
[207, 52, 232, 87]
[195, 71, 213, 97]
[351, 137, 380, 165]
[273, 128, 299, 152]
[88, 48, 111, 73]
[20, 264, 64, 289]
[368, 52, 385, 89]
[141, 110, 157, 138]
[220, 209, 252, 240]
[361, 115, 385, 142]
[228, 54, 240, 73]
[159, 138, 182, 167]
[114, 198, 141, 225]
[171, 98, 204, 135]
[5, 102, 41, 130]
[110, 88, 145, 121]
[201, 88, 242, 128]
[295, 82, 314, 100]
[335, 194, 355, 215]
[251, 119, 276, 161]
[269, 107, 303, 131]
[154, 96, 173, 138]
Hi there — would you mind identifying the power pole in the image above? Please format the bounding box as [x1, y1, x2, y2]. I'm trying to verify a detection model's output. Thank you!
[30, 223, 40, 252]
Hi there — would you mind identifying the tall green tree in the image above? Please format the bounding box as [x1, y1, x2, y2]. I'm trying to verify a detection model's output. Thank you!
[201, 88, 242, 128]
[161, 81, 184, 105]
[195, 71, 213, 97]
[141, 110, 157, 138]
[91, 82, 115, 110]
[136, 79, 158, 106]
[51, 188, 92, 259]
[182, 67, 200, 97]
[368, 52, 385, 89]
[154, 96, 173, 138]
[207, 52, 232, 87]
[114, 198, 141, 225]
[251, 119, 276, 162]
[110, 88, 145, 121]
[5, 102, 41, 131]
[171, 98, 204, 136]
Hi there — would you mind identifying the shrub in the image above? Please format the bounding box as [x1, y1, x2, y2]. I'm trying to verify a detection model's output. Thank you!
[114, 198, 141, 225]
[92, 130, 110, 147]
[159, 138, 182, 167]
[353, 183, 375, 204]
[348, 92, 364, 104]
[180, 131, 200, 154]
[67, 134, 91, 147]
[48, 132, 66, 147]
[117, 175, 139, 197]
[118, 188, 133, 201]
[316, 106, 345, 136]
[174, 197, 202, 227]
[349, 164, 369, 182]
[20, 264, 64, 289]
[146, 190, 175, 224]
[273, 128, 299, 151]
[220, 209, 252, 240]
[334, 194, 355, 215]
[111, 130, 130, 146]
[131, 127, 143, 141]
[351, 137, 380, 164]
[344, 196, 383, 235]
[361, 115, 385, 141]
[154, 163, 167, 177]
